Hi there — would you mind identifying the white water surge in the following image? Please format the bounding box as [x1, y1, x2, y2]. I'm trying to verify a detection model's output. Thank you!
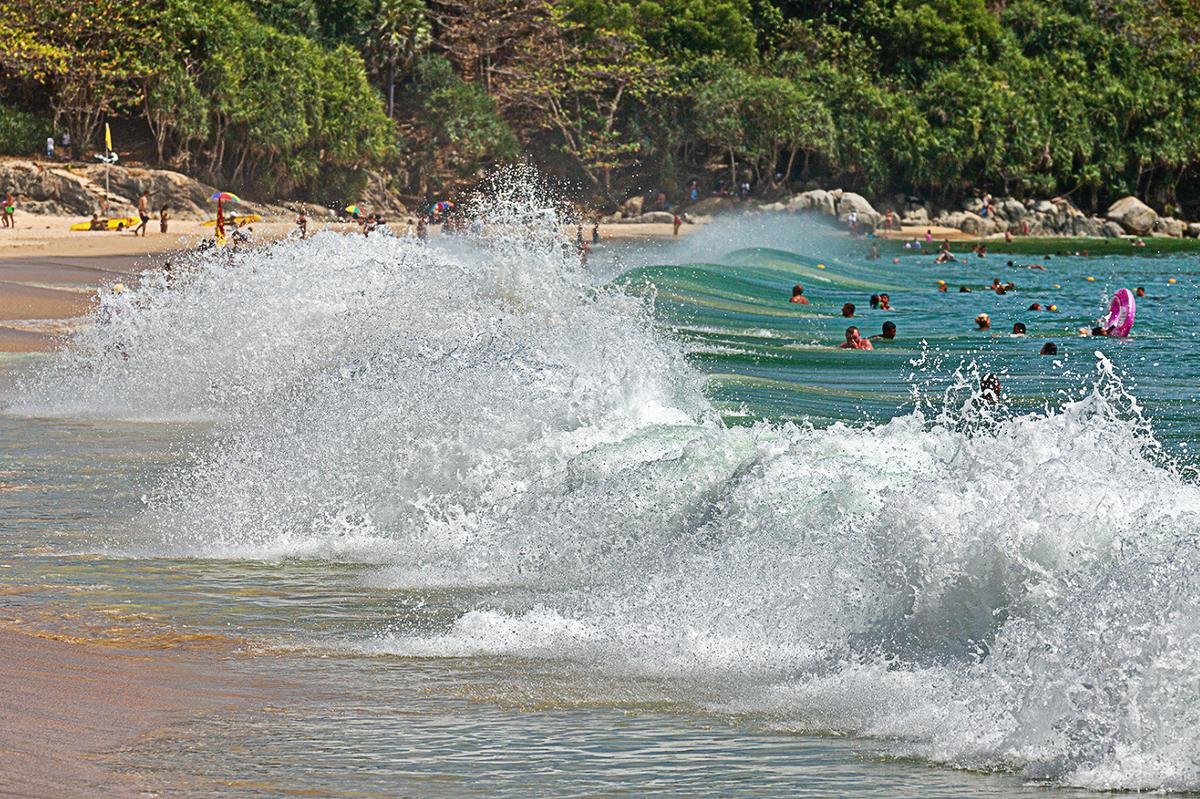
[13, 179, 1200, 791]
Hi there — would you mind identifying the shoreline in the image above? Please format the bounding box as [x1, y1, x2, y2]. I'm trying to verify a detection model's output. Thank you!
[0, 625, 250, 797]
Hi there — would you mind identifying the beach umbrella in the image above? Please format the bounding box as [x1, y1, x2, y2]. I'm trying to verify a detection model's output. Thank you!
[433, 201, 455, 213]
[210, 191, 241, 203]
[345, 204, 362, 216]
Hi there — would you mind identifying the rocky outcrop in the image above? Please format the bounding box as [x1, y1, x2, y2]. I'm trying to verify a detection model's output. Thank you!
[620, 195, 644, 218]
[1152, 216, 1185, 238]
[0, 158, 281, 219]
[1106, 196, 1158, 235]
[836, 192, 880, 228]
[688, 196, 736, 216]
[786, 189, 835, 216]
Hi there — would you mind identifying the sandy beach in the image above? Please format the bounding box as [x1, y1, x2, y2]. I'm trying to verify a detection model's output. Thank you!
[0, 627, 249, 797]
[0, 216, 689, 353]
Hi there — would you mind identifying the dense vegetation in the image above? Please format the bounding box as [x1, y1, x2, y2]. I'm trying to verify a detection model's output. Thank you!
[2, 0, 1200, 213]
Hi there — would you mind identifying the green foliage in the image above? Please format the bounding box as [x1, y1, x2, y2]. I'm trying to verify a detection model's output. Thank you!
[0, 104, 50, 156]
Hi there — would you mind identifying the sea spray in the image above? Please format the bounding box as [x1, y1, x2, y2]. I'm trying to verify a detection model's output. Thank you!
[12, 177, 1200, 790]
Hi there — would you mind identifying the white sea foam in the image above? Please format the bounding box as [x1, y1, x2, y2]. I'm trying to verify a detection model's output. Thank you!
[13, 174, 1200, 790]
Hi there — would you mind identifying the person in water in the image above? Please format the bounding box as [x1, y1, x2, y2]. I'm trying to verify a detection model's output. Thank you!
[842, 303, 856, 318]
[1040, 342, 1058, 355]
[789, 284, 809, 304]
[840, 326, 874, 350]
[1135, 286, 1145, 298]
[1012, 322, 1027, 336]
[878, 293, 892, 310]
[975, 313, 991, 330]
[869, 294, 880, 310]
[870, 321, 896, 341]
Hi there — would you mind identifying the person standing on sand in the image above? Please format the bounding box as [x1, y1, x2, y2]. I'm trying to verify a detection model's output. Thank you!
[3, 191, 15, 228]
[134, 191, 150, 236]
[159, 207, 169, 234]
[416, 217, 427, 240]
[296, 209, 308, 238]
[673, 212, 682, 236]
[592, 223, 600, 244]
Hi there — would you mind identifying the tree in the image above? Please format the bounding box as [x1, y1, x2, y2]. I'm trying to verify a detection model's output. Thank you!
[373, 0, 431, 118]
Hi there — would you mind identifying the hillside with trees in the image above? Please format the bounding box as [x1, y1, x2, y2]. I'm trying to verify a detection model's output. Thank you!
[2, 0, 1200, 215]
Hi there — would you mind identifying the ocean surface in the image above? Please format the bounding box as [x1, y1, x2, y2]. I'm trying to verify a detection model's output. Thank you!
[4, 184, 1200, 796]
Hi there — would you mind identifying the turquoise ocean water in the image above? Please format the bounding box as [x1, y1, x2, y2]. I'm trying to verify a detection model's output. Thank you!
[4, 192, 1200, 795]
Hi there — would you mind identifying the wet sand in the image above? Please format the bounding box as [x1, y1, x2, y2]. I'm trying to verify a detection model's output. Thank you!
[0, 627, 248, 797]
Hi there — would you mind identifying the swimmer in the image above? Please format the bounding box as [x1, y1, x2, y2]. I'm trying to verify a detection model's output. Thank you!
[878, 293, 892, 310]
[1028, 303, 1042, 311]
[1135, 286, 1145, 298]
[869, 321, 897, 341]
[842, 303, 856, 318]
[840, 325, 874, 350]
[1012, 322, 1027, 336]
[935, 251, 955, 264]
[869, 294, 880, 310]
[937, 283, 948, 292]
[980, 374, 1001, 401]
[975, 313, 991, 330]
[789, 284, 810, 304]
[1028, 263, 1046, 270]
[1040, 342, 1058, 355]
[959, 285, 972, 293]
[991, 278, 1001, 289]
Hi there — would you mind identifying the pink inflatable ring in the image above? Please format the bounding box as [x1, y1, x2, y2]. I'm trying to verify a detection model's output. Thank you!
[1107, 288, 1136, 337]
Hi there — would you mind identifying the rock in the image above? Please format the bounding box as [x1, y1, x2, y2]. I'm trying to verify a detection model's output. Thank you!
[786, 189, 836, 216]
[902, 207, 929, 224]
[687, 196, 735, 216]
[957, 212, 993, 236]
[1106, 196, 1158, 235]
[993, 198, 1026, 223]
[599, 211, 623, 224]
[1034, 199, 1054, 215]
[1187, 222, 1200, 238]
[829, 189, 844, 200]
[1153, 216, 1184, 237]
[758, 201, 786, 213]
[630, 211, 676, 224]
[1102, 221, 1127, 238]
[620, 195, 644, 218]
[836, 192, 879, 226]
[360, 170, 408, 218]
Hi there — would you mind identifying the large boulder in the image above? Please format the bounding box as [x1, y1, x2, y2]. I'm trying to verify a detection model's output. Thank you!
[758, 201, 786, 213]
[0, 161, 108, 215]
[620, 194, 644, 218]
[786, 189, 836, 216]
[622, 211, 676, 224]
[1106, 196, 1158, 235]
[1152, 216, 1185, 238]
[902, 207, 930, 224]
[1187, 222, 1200, 239]
[1102, 220, 1127, 238]
[836, 192, 880, 226]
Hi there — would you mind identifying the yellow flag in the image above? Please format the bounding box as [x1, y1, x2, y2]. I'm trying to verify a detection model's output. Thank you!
[104, 123, 112, 153]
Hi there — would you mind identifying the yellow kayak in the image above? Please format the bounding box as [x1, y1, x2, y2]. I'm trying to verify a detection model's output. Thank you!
[201, 214, 260, 227]
[69, 217, 139, 231]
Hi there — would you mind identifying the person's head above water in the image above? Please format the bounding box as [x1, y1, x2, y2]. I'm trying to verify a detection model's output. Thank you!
[880, 321, 896, 339]
[842, 303, 855, 317]
[1136, 286, 1146, 297]
[869, 294, 880, 309]
[1028, 303, 1042, 311]
[791, 284, 804, 297]
[1040, 341, 1058, 355]
[975, 313, 991, 330]
[1012, 322, 1027, 335]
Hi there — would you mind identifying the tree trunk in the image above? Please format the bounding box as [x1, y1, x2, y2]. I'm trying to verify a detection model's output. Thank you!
[729, 148, 737, 192]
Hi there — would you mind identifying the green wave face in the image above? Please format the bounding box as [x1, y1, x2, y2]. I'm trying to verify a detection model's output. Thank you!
[618, 243, 1200, 443]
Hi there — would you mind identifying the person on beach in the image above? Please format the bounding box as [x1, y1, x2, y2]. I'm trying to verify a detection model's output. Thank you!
[134, 191, 150, 236]
[417, 217, 427, 240]
[159, 207, 169, 234]
[592, 223, 600, 244]
[870, 321, 896, 341]
[673, 212, 682, 236]
[789, 285, 809, 304]
[1040, 342, 1058, 355]
[295, 209, 307, 238]
[925, 229, 933, 243]
[975, 313, 991, 331]
[3, 190, 15, 227]
[840, 326, 873, 349]
[884, 208, 895, 231]
[1005, 229, 1013, 243]
[88, 213, 104, 231]
[62, 131, 71, 160]
[1012, 322, 1027, 336]
[842, 303, 856, 318]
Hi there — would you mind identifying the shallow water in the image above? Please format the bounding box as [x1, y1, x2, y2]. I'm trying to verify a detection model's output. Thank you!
[5, 192, 1200, 795]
